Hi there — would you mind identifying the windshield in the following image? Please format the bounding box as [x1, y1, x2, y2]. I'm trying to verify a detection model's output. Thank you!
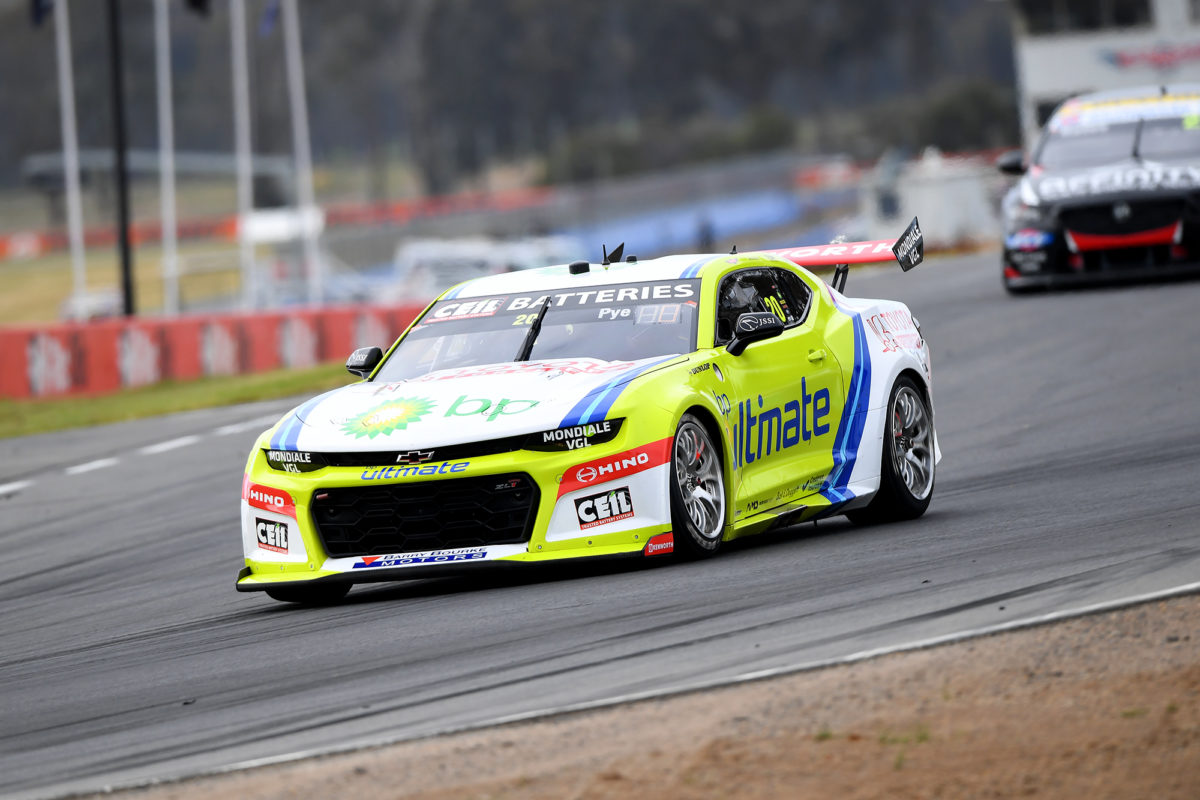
[372, 279, 700, 382]
[1038, 117, 1200, 169]
[1037, 122, 1138, 169]
[1138, 117, 1200, 159]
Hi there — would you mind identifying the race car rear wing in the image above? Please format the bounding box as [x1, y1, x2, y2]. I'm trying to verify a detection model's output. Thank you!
[763, 217, 924, 293]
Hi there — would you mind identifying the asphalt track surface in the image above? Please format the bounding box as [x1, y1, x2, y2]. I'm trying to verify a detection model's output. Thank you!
[3, 252, 1200, 799]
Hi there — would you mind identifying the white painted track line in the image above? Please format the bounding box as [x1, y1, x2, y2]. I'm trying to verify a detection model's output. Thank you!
[214, 415, 281, 436]
[0, 480, 32, 497]
[65, 458, 119, 476]
[4, 412, 275, 493]
[139, 435, 202, 455]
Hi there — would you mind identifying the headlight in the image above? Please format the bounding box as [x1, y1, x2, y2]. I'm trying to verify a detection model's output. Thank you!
[1007, 201, 1051, 227]
[1003, 182, 1052, 230]
[524, 419, 623, 452]
[264, 449, 326, 473]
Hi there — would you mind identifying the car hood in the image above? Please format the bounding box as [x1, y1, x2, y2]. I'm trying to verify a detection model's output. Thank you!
[269, 356, 683, 452]
[1021, 157, 1200, 205]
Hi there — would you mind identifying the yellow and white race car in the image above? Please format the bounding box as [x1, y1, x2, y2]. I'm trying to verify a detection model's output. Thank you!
[237, 220, 938, 603]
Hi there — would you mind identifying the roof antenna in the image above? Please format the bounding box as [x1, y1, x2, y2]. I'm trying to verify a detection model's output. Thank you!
[729, 244, 737, 254]
[602, 242, 624, 266]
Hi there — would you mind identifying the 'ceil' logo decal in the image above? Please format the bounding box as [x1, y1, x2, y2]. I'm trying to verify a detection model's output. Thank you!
[574, 486, 635, 529]
[255, 517, 289, 553]
[245, 481, 296, 518]
[558, 437, 672, 498]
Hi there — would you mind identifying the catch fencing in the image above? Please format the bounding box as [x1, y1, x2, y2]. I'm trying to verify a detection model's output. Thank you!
[0, 149, 1007, 399]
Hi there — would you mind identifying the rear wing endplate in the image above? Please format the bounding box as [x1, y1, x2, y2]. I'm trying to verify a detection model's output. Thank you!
[763, 217, 924, 279]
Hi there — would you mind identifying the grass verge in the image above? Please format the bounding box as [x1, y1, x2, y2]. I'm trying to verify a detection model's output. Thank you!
[0, 240, 243, 324]
[0, 362, 354, 439]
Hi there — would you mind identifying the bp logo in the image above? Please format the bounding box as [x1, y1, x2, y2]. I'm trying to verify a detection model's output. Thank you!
[341, 397, 436, 439]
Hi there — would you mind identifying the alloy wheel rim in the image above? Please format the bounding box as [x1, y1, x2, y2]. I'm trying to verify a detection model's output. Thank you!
[674, 422, 725, 539]
[890, 386, 934, 500]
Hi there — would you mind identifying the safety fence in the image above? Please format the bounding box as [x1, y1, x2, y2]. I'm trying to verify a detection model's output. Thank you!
[0, 186, 556, 263]
[0, 149, 1006, 400]
[0, 303, 425, 399]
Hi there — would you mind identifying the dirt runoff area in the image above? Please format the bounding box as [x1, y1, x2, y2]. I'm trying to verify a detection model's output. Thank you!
[106, 594, 1198, 800]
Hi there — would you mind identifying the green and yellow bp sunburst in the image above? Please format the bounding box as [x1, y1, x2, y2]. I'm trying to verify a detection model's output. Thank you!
[341, 397, 436, 439]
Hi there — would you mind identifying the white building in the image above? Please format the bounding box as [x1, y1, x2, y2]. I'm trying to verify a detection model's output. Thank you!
[1008, 0, 1200, 144]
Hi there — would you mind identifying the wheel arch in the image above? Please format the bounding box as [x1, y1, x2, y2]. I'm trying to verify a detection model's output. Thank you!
[897, 367, 931, 410]
[844, 364, 937, 524]
[678, 403, 736, 537]
[895, 365, 939, 467]
[839, 349, 934, 510]
[681, 404, 726, 465]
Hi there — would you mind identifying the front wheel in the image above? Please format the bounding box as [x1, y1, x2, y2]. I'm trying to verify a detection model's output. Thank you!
[265, 582, 351, 605]
[1003, 271, 1037, 295]
[846, 376, 935, 525]
[669, 414, 726, 557]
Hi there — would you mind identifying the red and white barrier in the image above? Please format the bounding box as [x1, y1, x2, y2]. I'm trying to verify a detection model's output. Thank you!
[0, 303, 426, 399]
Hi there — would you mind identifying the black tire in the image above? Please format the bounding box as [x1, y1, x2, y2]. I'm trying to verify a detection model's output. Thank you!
[845, 376, 935, 525]
[265, 582, 351, 605]
[668, 413, 726, 558]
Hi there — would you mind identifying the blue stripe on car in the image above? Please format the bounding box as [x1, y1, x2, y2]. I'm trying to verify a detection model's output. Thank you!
[559, 357, 675, 427]
[821, 313, 872, 504]
[681, 256, 712, 278]
[268, 417, 293, 451]
[274, 390, 338, 451]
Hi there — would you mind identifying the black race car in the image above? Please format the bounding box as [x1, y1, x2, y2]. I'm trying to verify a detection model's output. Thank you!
[998, 84, 1200, 292]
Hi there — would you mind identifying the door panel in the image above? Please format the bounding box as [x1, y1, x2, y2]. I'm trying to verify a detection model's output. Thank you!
[715, 324, 843, 519]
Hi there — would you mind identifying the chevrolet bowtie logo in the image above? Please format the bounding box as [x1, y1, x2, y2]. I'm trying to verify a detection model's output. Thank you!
[396, 449, 435, 465]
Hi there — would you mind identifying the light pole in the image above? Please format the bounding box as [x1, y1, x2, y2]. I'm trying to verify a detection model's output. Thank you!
[230, 0, 257, 310]
[282, 0, 322, 305]
[105, 0, 135, 317]
[154, 0, 179, 316]
[52, 0, 87, 321]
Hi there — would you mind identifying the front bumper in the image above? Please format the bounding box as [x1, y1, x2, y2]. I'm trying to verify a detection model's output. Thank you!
[236, 431, 678, 592]
[235, 548, 645, 591]
[1003, 197, 1200, 290]
[1004, 257, 1200, 290]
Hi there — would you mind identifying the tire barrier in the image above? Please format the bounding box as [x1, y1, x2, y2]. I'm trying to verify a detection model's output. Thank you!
[0, 304, 425, 399]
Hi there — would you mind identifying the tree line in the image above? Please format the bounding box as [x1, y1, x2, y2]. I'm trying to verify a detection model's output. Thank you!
[0, 0, 1017, 195]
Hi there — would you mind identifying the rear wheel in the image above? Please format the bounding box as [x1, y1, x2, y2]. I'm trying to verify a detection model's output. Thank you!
[669, 414, 726, 557]
[846, 376, 934, 525]
[265, 582, 350, 605]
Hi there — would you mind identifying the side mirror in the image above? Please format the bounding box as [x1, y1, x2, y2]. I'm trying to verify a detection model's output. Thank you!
[727, 312, 784, 356]
[346, 346, 383, 378]
[995, 149, 1026, 176]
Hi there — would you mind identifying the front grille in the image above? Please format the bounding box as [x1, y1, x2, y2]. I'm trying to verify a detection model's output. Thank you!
[311, 474, 539, 558]
[1083, 246, 1168, 271]
[1059, 199, 1185, 235]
